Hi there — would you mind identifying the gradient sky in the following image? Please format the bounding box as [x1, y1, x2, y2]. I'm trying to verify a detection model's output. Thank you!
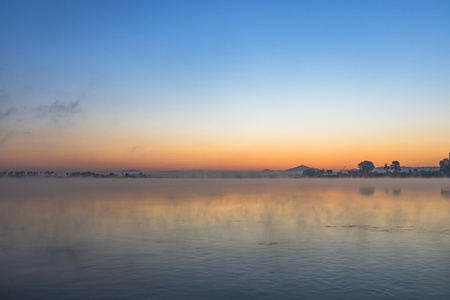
[1, 0, 450, 171]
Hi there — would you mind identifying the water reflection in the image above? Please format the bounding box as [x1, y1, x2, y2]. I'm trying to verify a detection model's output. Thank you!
[385, 187, 401, 197]
[1, 179, 448, 239]
[358, 186, 375, 196]
[441, 188, 450, 198]
[1, 178, 450, 299]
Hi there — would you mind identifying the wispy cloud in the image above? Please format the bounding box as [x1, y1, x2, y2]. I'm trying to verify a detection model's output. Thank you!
[37, 100, 81, 127]
[0, 108, 15, 120]
[0, 131, 33, 147]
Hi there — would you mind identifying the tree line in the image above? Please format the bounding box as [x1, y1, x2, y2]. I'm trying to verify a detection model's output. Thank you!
[302, 154, 450, 178]
[1, 154, 450, 179]
[0, 171, 150, 178]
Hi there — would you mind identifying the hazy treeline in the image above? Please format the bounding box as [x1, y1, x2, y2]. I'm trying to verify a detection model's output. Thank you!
[1, 154, 449, 179]
[302, 167, 444, 178]
[303, 155, 450, 178]
[0, 170, 149, 178]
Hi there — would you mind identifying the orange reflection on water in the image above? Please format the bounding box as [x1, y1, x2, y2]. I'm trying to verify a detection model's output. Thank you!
[1, 178, 450, 244]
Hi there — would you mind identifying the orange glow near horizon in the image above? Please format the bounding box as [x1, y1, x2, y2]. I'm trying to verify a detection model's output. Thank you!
[1, 134, 448, 171]
[1, 121, 449, 171]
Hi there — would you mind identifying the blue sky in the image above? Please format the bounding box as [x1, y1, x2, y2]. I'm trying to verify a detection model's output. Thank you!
[1, 0, 450, 170]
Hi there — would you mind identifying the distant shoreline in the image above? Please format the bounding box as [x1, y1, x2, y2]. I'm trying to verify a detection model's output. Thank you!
[0, 170, 447, 179]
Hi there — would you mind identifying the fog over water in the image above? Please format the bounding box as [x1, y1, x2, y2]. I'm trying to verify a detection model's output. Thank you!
[1, 178, 450, 299]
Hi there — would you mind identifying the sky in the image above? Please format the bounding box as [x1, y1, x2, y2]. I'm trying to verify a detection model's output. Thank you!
[1, 0, 450, 171]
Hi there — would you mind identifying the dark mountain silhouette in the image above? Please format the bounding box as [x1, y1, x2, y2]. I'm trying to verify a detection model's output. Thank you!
[285, 165, 318, 172]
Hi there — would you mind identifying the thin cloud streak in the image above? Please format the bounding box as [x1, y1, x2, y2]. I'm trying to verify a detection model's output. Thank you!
[37, 100, 81, 127]
[0, 108, 15, 120]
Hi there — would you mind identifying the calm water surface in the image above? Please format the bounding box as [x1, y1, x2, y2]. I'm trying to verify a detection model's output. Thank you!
[1, 178, 450, 299]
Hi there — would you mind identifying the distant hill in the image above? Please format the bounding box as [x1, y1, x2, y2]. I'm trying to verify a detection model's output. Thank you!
[285, 165, 317, 172]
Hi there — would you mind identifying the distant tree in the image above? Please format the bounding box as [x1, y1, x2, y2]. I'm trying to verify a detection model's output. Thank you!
[348, 169, 360, 177]
[384, 163, 390, 173]
[302, 168, 317, 177]
[358, 161, 375, 176]
[326, 169, 333, 176]
[14, 171, 25, 177]
[391, 161, 401, 173]
[440, 158, 450, 176]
